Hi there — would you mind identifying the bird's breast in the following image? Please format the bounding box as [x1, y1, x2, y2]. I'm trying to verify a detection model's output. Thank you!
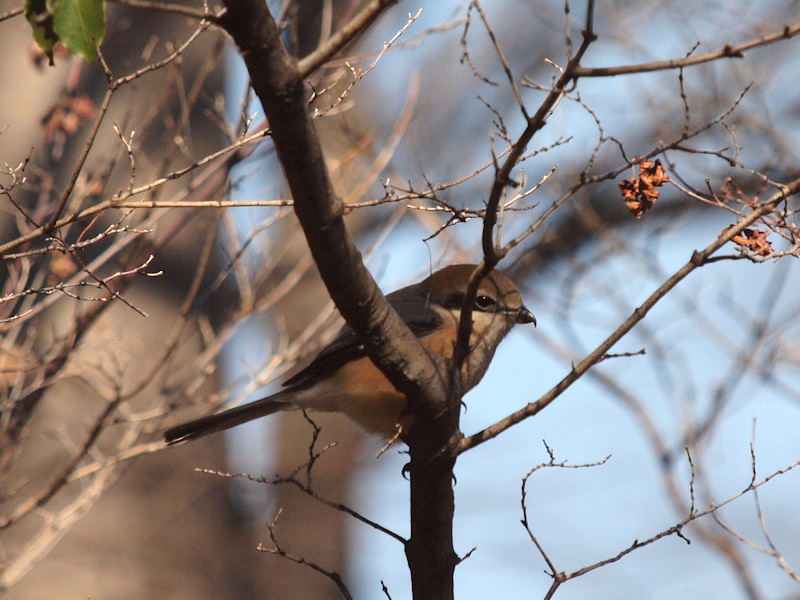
[291, 355, 408, 438]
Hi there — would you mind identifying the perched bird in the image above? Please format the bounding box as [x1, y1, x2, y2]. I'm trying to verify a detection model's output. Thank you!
[164, 264, 534, 445]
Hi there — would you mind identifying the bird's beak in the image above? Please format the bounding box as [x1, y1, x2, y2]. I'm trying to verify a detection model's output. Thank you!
[516, 306, 536, 326]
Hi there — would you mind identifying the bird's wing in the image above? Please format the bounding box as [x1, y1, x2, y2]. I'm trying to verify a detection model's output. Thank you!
[282, 284, 443, 389]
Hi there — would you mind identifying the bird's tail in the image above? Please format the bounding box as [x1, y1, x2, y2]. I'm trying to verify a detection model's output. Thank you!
[164, 393, 292, 445]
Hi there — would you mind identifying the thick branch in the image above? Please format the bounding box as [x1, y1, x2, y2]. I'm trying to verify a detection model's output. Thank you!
[219, 0, 446, 410]
[404, 399, 460, 600]
[219, 5, 463, 598]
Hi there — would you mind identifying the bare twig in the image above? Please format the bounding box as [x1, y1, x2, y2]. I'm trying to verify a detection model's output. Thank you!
[572, 21, 800, 77]
[257, 509, 354, 600]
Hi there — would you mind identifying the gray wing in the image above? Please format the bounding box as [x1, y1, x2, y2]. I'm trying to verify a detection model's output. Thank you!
[282, 283, 442, 389]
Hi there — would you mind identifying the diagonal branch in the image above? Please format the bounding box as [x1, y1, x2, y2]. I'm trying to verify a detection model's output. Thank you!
[458, 176, 800, 454]
[218, 0, 446, 411]
[572, 20, 800, 77]
[219, 5, 463, 598]
[297, 0, 398, 79]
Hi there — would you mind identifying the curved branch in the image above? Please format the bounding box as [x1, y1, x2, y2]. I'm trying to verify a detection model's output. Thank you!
[456, 2, 598, 369]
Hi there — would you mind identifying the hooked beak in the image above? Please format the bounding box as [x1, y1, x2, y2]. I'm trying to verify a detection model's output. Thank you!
[516, 306, 536, 326]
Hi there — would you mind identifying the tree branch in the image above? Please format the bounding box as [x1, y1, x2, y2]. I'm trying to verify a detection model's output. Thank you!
[218, 4, 464, 598]
[572, 20, 800, 77]
[219, 0, 445, 410]
[297, 0, 398, 79]
[458, 176, 800, 453]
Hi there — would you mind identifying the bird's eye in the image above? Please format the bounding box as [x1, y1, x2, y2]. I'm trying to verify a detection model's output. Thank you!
[474, 295, 497, 311]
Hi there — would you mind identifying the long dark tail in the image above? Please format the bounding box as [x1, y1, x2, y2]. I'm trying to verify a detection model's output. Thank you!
[164, 394, 291, 445]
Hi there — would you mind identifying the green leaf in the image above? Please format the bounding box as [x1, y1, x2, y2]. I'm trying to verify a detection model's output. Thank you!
[52, 0, 105, 64]
[25, 0, 59, 65]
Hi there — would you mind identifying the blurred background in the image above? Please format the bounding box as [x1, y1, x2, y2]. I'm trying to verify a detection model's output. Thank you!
[1, 1, 799, 599]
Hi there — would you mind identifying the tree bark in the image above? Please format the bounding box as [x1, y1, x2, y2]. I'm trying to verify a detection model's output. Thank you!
[405, 397, 460, 600]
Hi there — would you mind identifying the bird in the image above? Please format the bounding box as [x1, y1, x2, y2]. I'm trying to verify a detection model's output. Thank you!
[164, 264, 535, 445]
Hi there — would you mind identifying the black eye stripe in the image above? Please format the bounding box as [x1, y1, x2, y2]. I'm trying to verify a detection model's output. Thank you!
[443, 292, 465, 309]
[442, 292, 501, 312]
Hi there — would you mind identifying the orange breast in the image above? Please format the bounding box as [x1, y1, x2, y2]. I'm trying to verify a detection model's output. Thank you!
[291, 317, 473, 439]
[292, 355, 408, 438]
